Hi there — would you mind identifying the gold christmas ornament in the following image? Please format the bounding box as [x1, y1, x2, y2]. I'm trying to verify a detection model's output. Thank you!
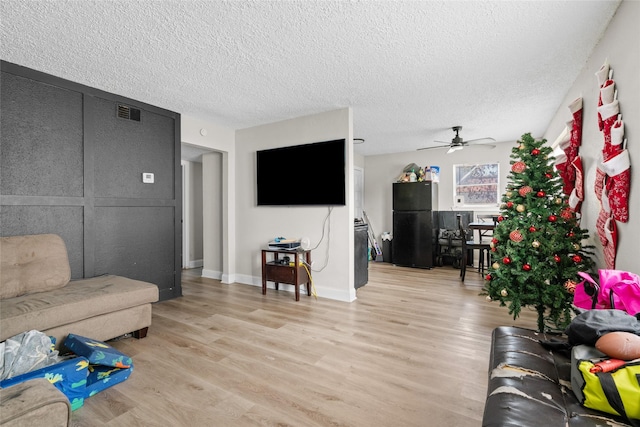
[506, 191, 513, 198]
[492, 262, 500, 270]
[486, 295, 493, 301]
[555, 197, 563, 205]
[516, 204, 526, 213]
[573, 243, 581, 251]
[500, 289, 508, 297]
[532, 240, 540, 248]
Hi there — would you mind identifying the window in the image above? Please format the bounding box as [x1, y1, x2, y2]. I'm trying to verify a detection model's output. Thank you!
[454, 163, 500, 206]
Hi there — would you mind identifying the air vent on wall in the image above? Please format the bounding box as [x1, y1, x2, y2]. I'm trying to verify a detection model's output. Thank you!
[117, 104, 141, 122]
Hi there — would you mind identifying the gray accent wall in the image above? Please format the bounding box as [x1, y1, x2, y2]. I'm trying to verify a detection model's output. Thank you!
[0, 61, 182, 301]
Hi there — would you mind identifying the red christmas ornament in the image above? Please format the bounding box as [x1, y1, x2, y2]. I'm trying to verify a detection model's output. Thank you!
[528, 226, 537, 233]
[502, 257, 511, 264]
[531, 148, 540, 155]
[545, 173, 553, 179]
[485, 274, 492, 281]
[567, 231, 575, 238]
[561, 208, 573, 220]
[548, 215, 557, 222]
[491, 247, 497, 252]
[492, 238, 498, 244]
[506, 201, 514, 208]
[572, 255, 582, 263]
[536, 191, 546, 197]
[497, 215, 505, 222]
[554, 254, 561, 263]
[511, 161, 526, 173]
[509, 230, 523, 242]
[522, 263, 532, 271]
[519, 186, 533, 197]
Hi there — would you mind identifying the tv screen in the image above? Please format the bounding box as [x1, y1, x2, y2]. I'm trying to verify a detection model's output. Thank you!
[256, 139, 346, 206]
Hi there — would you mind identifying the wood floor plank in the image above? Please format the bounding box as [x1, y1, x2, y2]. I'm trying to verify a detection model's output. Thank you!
[70, 262, 539, 426]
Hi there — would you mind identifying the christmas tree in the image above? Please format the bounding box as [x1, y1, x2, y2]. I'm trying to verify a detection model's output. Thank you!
[482, 133, 594, 332]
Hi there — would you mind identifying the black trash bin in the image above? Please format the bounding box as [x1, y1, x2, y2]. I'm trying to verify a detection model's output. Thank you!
[382, 238, 392, 263]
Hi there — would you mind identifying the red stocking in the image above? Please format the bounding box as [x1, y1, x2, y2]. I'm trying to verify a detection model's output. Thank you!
[596, 204, 609, 246]
[568, 155, 583, 213]
[595, 63, 610, 130]
[598, 99, 619, 160]
[602, 149, 630, 223]
[554, 120, 574, 195]
[569, 97, 583, 149]
[595, 165, 606, 203]
[603, 216, 618, 270]
[596, 183, 611, 246]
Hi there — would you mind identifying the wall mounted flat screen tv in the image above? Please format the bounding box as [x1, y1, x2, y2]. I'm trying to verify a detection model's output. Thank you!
[256, 139, 346, 206]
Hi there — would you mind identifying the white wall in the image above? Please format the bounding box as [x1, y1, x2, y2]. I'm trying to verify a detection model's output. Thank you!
[181, 115, 235, 282]
[182, 159, 204, 268]
[364, 141, 516, 239]
[235, 108, 357, 301]
[543, 0, 639, 273]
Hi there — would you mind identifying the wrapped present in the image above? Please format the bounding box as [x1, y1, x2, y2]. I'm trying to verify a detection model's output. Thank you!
[62, 333, 133, 398]
[0, 356, 89, 411]
[63, 333, 132, 368]
[85, 364, 133, 398]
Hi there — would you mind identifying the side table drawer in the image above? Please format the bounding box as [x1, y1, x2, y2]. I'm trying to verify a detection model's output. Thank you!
[264, 263, 296, 283]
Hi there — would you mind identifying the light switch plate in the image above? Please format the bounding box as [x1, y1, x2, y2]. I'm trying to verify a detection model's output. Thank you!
[142, 173, 154, 183]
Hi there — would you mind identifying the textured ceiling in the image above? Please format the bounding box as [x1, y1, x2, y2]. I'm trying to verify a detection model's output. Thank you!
[0, 0, 621, 156]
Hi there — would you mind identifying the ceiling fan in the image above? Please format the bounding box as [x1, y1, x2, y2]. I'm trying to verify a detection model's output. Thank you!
[418, 126, 496, 154]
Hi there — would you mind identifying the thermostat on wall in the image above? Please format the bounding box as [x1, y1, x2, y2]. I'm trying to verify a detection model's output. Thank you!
[142, 173, 154, 184]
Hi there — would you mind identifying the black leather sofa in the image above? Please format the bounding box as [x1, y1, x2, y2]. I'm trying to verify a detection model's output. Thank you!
[483, 326, 631, 426]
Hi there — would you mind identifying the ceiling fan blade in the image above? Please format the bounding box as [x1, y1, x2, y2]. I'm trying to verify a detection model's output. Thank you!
[446, 146, 458, 154]
[465, 137, 496, 145]
[417, 145, 449, 151]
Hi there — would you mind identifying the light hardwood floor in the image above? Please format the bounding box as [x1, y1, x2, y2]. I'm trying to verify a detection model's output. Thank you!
[70, 261, 539, 426]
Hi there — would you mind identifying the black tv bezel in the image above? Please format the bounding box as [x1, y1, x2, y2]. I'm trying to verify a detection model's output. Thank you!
[256, 139, 346, 206]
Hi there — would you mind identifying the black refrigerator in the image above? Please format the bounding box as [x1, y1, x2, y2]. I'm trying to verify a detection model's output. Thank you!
[392, 182, 438, 269]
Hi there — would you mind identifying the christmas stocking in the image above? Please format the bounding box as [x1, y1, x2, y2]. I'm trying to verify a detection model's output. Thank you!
[568, 155, 584, 213]
[595, 63, 611, 131]
[553, 120, 574, 195]
[596, 62, 610, 88]
[595, 164, 606, 203]
[598, 99, 620, 160]
[596, 184, 611, 246]
[601, 149, 630, 223]
[603, 216, 618, 270]
[569, 97, 583, 149]
[600, 79, 616, 105]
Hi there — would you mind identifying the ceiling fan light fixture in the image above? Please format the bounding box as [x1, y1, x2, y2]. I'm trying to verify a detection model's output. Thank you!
[354, 138, 365, 144]
[447, 145, 463, 154]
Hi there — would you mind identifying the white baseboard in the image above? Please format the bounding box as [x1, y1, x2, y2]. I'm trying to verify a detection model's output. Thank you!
[187, 259, 203, 269]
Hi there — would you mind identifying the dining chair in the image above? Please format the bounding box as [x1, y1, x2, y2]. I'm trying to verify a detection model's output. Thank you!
[458, 214, 492, 281]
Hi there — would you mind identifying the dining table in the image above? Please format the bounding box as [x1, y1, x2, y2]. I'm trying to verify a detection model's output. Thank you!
[468, 220, 497, 242]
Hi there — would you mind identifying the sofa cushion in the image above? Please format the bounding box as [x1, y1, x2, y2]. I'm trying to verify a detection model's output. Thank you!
[483, 326, 631, 426]
[0, 234, 71, 300]
[0, 378, 71, 427]
[0, 275, 158, 341]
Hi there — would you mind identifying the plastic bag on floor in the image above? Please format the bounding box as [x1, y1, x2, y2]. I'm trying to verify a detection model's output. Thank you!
[0, 330, 59, 381]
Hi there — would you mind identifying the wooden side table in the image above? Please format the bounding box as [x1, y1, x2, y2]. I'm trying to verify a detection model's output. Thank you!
[261, 248, 312, 301]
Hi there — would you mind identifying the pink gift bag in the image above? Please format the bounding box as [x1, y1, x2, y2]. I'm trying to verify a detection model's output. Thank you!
[573, 270, 640, 315]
